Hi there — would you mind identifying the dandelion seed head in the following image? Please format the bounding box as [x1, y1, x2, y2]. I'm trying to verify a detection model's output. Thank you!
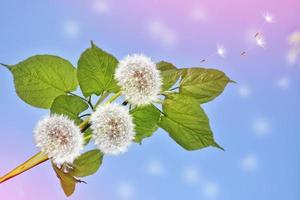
[34, 114, 83, 165]
[115, 54, 162, 106]
[91, 104, 135, 155]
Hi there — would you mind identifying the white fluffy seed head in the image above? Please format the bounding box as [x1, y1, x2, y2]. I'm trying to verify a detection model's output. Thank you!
[115, 54, 162, 106]
[90, 104, 135, 155]
[34, 114, 83, 165]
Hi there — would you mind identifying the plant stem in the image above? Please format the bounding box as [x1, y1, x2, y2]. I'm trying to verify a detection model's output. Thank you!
[169, 86, 179, 91]
[122, 101, 128, 106]
[68, 92, 88, 103]
[153, 99, 163, 104]
[79, 117, 91, 132]
[160, 91, 174, 96]
[0, 63, 11, 70]
[156, 106, 166, 116]
[105, 91, 122, 105]
[68, 92, 94, 110]
[0, 91, 123, 184]
[0, 152, 48, 184]
[94, 92, 109, 109]
[84, 132, 93, 141]
[87, 96, 94, 110]
[0, 117, 91, 184]
[79, 113, 91, 119]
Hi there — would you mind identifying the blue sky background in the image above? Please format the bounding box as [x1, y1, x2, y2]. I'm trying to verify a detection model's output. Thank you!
[0, 0, 299, 199]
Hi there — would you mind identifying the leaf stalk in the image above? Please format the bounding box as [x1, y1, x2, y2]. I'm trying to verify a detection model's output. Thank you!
[0, 91, 123, 184]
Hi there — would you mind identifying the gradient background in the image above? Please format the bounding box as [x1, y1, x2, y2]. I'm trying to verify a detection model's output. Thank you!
[0, 0, 299, 199]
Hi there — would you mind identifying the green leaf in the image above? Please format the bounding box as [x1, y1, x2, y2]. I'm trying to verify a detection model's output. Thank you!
[7, 55, 78, 108]
[180, 68, 231, 103]
[131, 104, 161, 144]
[77, 42, 120, 97]
[50, 95, 89, 124]
[70, 150, 103, 177]
[52, 164, 78, 197]
[159, 93, 222, 151]
[156, 61, 176, 71]
[157, 61, 181, 91]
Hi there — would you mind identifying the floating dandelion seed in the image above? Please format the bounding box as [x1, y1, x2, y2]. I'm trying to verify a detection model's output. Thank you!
[217, 45, 226, 58]
[263, 12, 274, 23]
[240, 12, 273, 57]
[255, 36, 266, 48]
[115, 54, 162, 106]
[240, 51, 246, 56]
[90, 104, 135, 155]
[34, 114, 83, 165]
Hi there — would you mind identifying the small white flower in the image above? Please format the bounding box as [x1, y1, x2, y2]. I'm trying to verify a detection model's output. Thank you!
[90, 104, 135, 155]
[115, 54, 162, 106]
[34, 114, 83, 165]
